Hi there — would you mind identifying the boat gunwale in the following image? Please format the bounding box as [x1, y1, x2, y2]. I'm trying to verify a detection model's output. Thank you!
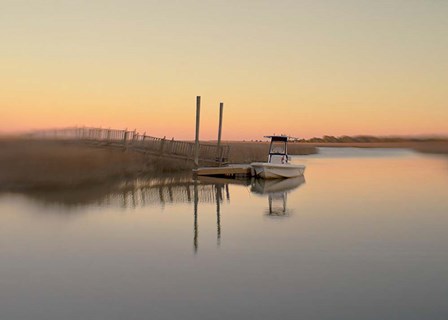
[250, 162, 306, 169]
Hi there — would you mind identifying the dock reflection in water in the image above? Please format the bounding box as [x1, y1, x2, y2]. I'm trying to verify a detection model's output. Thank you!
[2, 149, 448, 320]
[20, 175, 230, 208]
[12, 174, 305, 252]
[193, 176, 251, 252]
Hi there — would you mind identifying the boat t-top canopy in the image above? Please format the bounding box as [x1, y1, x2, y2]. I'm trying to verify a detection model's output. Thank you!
[264, 135, 289, 161]
[264, 135, 288, 142]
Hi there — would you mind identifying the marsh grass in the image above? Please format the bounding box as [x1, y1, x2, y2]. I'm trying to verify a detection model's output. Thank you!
[0, 139, 317, 189]
[226, 142, 317, 163]
[305, 141, 448, 155]
[410, 141, 448, 154]
[0, 139, 192, 190]
[2, 138, 444, 190]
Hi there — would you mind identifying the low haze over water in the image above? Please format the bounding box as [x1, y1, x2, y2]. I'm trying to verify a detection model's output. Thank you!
[1, 148, 447, 319]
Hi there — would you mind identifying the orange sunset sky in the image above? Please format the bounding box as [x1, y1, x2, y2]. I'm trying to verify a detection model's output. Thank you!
[1, 0, 447, 140]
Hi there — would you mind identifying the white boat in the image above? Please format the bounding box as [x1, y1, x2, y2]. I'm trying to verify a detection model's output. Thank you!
[251, 135, 306, 179]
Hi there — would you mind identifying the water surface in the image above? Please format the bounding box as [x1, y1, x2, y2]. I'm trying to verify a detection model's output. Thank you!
[1, 148, 447, 320]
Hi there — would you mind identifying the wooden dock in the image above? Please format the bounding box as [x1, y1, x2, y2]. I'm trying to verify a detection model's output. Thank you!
[194, 164, 254, 178]
[27, 126, 230, 165]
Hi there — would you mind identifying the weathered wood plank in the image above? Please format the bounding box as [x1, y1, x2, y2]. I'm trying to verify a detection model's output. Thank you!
[194, 165, 252, 176]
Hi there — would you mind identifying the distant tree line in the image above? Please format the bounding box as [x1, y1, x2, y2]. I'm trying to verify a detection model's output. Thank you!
[290, 135, 448, 143]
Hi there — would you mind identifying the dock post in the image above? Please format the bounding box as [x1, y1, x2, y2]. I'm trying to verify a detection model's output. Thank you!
[193, 180, 199, 253]
[123, 129, 128, 150]
[217, 102, 224, 166]
[194, 96, 201, 167]
[160, 136, 166, 155]
[215, 184, 221, 245]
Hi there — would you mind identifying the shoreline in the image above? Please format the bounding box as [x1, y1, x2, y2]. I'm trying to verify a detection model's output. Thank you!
[0, 139, 193, 191]
[1, 139, 446, 191]
[299, 141, 448, 155]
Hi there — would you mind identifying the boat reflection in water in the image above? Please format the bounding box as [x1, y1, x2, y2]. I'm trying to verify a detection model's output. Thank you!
[251, 176, 305, 217]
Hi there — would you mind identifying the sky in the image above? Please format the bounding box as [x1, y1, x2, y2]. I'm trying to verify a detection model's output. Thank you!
[1, 0, 447, 140]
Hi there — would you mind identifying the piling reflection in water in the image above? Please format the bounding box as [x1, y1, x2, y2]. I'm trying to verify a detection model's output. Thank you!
[193, 177, 250, 253]
[12, 175, 241, 252]
[10, 174, 305, 252]
[3, 149, 448, 320]
[115, 178, 227, 209]
[18, 175, 231, 208]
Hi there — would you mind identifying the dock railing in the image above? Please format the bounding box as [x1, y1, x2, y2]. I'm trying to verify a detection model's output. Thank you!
[27, 126, 230, 165]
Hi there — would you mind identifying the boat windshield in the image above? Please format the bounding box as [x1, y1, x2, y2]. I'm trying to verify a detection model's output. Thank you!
[269, 141, 287, 154]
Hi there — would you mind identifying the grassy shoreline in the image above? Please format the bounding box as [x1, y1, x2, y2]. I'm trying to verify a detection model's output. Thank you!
[227, 141, 317, 163]
[0, 139, 193, 190]
[0, 139, 317, 190]
[299, 141, 448, 155]
[1, 139, 446, 190]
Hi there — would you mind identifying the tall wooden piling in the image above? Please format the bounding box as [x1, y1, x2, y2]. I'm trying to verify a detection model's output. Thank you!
[193, 180, 199, 253]
[160, 136, 166, 155]
[217, 102, 224, 165]
[194, 96, 201, 167]
[123, 129, 128, 150]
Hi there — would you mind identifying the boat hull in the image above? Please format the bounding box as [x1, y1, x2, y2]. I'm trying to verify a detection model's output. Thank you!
[251, 163, 305, 179]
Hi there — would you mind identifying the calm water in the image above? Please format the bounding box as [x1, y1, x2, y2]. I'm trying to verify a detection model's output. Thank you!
[1, 148, 447, 320]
